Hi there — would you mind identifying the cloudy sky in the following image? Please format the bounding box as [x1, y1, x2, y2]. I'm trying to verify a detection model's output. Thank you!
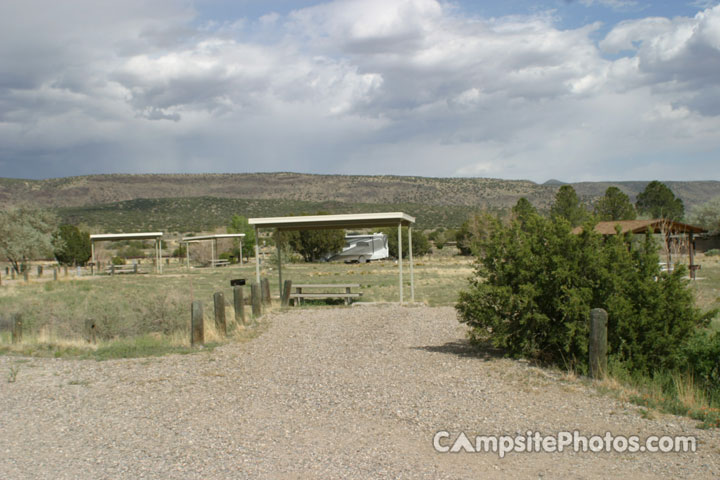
[1, 0, 719, 182]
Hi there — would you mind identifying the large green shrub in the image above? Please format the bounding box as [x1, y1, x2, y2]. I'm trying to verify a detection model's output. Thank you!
[456, 209, 711, 374]
[54, 224, 91, 266]
[683, 330, 720, 392]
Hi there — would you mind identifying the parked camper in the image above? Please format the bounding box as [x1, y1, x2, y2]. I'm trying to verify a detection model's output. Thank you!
[328, 233, 389, 263]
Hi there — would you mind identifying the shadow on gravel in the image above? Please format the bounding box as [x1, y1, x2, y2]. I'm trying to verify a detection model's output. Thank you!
[413, 340, 505, 361]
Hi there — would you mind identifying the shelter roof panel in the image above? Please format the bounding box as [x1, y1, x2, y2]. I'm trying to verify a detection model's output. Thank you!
[572, 219, 706, 236]
[249, 212, 415, 230]
[182, 234, 246, 242]
[90, 232, 164, 241]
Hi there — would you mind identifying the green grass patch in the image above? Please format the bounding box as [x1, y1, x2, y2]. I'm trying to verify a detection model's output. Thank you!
[90, 336, 219, 361]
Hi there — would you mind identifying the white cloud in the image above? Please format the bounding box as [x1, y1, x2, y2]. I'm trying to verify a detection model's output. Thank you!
[579, 0, 641, 11]
[0, 0, 719, 181]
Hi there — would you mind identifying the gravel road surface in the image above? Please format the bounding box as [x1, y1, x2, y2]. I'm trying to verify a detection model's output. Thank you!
[1, 305, 718, 479]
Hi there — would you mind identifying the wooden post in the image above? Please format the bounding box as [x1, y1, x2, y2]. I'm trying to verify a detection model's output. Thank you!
[213, 292, 227, 337]
[233, 286, 245, 325]
[689, 232, 696, 280]
[110, 264, 115, 275]
[23, 269, 29, 283]
[37, 265, 43, 277]
[589, 308, 608, 379]
[84, 318, 97, 344]
[251, 282, 262, 318]
[11, 313, 22, 344]
[281, 280, 292, 307]
[0, 271, 2, 286]
[261, 277, 271, 306]
[53, 268, 58, 281]
[11, 269, 16, 280]
[64, 266, 68, 277]
[191, 300, 204, 346]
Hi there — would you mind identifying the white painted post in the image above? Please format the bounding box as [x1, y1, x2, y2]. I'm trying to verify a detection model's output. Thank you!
[255, 226, 260, 285]
[211, 238, 216, 268]
[277, 240, 283, 297]
[159, 238, 163, 274]
[409, 225, 414, 303]
[91, 241, 95, 276]
[398, 222, 403, 304]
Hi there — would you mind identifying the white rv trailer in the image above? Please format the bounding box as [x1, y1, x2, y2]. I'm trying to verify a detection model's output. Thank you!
[328, 233, 389, 263]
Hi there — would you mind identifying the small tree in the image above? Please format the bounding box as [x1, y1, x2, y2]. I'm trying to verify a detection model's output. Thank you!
[456, 212, 501, 257]
[271, 213, 343, 262]
[512, 197, 538, 226]
[227, 215, 256, 257]
[284, 227, 345, 262]
[550, 185, 587, 227]
[594, 187, 636, 221]
[382, 227, 431, 259]
[0, 208, 60, 272]
[54, 224, 91, 266]
[689, 196, 720, 234]
[636, 180, 684, 220]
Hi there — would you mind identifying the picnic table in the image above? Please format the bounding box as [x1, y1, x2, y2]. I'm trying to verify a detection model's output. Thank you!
[288, 283, 362, 306]
[104, 264, 140, 275]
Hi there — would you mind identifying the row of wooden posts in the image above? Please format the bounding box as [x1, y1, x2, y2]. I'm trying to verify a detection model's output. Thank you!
[4, 284, 609, 379]
[1, 265, 70, 285]
[191, 278, 275, 346]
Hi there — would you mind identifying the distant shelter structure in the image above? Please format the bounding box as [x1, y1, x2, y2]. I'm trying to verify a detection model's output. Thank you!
[181, 233, 245, 268]
[89, 232, 164, 274]
[572, 219, 707, 279]
[249, 212, 416, 303]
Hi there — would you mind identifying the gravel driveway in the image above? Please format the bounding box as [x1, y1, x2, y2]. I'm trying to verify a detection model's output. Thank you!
[1, 305, 718, 479]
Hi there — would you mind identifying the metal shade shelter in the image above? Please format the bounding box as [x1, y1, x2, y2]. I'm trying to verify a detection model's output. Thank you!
[181, 233, 245, 268]
[572, 219, 708, 279]
[249, 212, 416, 303]
[90, 232, 164, 274]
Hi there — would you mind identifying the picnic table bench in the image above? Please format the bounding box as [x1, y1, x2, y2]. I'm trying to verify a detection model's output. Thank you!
[105, 264, 141, 274]
[288, 283, 362, 306]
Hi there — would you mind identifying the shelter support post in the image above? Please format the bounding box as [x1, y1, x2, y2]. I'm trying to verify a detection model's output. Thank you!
[91, 241, 96, 276]
[398, 222, 403, 304]
[277, 238, 283, 299]
[159, 238, 163, 274]
[239, 240, 243, 266]
[211, 238, 216, 268]
[689, 232, 695, 280]
[186, 242, 190, 269]
[255, 226, 260, 285]
[409, 225, 414, 303]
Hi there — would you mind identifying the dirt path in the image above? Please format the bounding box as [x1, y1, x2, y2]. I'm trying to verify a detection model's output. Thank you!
[1, 306, 718, 479]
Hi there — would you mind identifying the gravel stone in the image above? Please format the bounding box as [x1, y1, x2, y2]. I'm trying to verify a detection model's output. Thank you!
[1, 305, 718, 479]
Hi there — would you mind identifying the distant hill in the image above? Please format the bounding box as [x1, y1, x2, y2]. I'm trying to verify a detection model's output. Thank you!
[543, 179, 567, 186]
[2, 173, 718, 231]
